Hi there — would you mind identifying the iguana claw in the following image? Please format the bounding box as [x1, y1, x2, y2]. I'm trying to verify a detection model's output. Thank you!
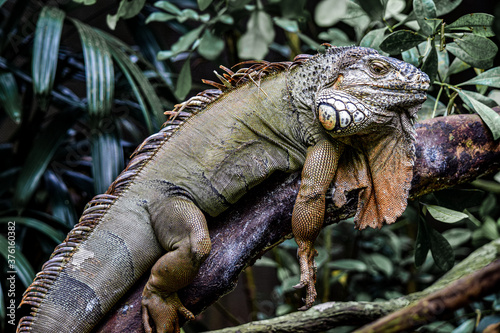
[142, 286, 195, 333]
[293, 244, 318, 310]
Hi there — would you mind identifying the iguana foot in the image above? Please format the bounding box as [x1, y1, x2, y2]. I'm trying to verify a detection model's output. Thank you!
[142, 285, 195, 333]
[293, 243, 318, 310]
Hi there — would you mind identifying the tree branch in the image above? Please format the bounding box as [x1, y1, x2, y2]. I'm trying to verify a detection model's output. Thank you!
[93, 111, 500, 333]
[207, 238, 500, 333]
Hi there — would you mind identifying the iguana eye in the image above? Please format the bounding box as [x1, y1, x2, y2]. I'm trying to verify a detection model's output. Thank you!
[369, 60, 389, 75]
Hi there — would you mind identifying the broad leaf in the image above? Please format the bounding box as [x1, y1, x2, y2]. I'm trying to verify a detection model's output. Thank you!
[198, 30, 225, 60]
[428, 226, 455, 271]
[413, 0, 436, 36]
[380, 30, 426, 55]
[359, 27, 387, 51]
[158, 25, 204, 59]
[457, 67, 500, 88]
[447, 56, 470, 77]
[327, 259, 368, 272]
[357, 0, 384, 21]
[446, 43, 494, 69]
[425, 204, 468, 223]
[0, 72, 21, 124]
[107, 0, 146, 30]
[274, 17, 299, 33]
[421, 43, 438, 83]
[402, 47, 421, 67]
[415, 217, 430, 267]
[145, 12, 176, 24]
[238, 11, 275, 59]
[198, 0, 213, 11]
[314, 0, 347, 27]
[454, 34, 498, 60]
[459, 90, 500, 140]
[446, 13, 495, 37]
[32, 6, 65, 108]
[433, 0, 462, 16]
[154, 1, 182, 15]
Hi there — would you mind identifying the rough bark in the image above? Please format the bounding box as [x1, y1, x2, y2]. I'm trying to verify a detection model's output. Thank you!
[93, 111, 500, 333]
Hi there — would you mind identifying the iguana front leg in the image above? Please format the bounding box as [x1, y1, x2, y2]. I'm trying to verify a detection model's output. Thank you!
[292, 139, 343, 310]
[142, 196, 211, 333]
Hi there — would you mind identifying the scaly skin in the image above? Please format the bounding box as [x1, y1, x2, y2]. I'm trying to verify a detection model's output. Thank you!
[17, 46, 429, 333]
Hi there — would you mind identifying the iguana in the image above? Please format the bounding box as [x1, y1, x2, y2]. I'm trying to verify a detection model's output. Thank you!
[17, 45, 429, 333]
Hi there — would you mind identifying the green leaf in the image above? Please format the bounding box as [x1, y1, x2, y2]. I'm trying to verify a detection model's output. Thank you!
[175, 58, 192, 100]
[0, 72, 22, 124]
[415, 217, 430, 267]
[274, 17, 299, 33]
[319, 28, 353, 47]
[254, 256, 278, 267]
[72, 0, 96, 4]
[421, 43, 438, 83]
[425, 204, 468, 223]
[413, 0, 437, 36]
[446, 43, 494, 69]
[442, 228, 471, 248]
[446, 13, 495, 37]
[107, 0, 146, 30]
[145, 12, 176, 24]
[198, 30, 225, 60]
[13, 111, 76, 210]
[198, 0, 213, 11]
[402, 47, 421, 67]
[357, 0, 384, 21]
[237, 11, 275, 59]
[457, 67, 500, 88]
[379, 30, 426, 55]
[0, 234, 35, 288]
[70, 18, 114, 118]
[454, 34, 498, 60]
[451, 318, 475, 333]
[44, 170, 78, 228]
[447, 56, 470, 77]
[99, 30, 164, 131]
[314, 0, 347, 27]
[154, 1, 182, 15]
[459, 90, 500, 140]
[32, 6, 65, 108]
[367, 253, 393, 277]
[359, 27, 387, 51]
[481, 217, 500, 240]
[433, 0, 462, 16]
[327, 259, 368, 272]
[158, 25, 204, 59]
[428, 226, 455, 271]
[0, 217, 65, 244]
[91, 129, 124, 194]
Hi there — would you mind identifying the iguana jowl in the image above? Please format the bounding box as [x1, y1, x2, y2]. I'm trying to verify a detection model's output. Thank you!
[17, 46, 429, 333]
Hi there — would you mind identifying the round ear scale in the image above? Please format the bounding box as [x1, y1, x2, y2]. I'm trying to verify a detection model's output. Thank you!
[317, 96, 369, 134]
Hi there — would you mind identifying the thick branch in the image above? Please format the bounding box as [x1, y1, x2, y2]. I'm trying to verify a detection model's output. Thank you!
[94, 111, 500, 333]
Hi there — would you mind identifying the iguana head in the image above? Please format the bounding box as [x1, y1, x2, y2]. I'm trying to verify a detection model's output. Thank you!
[315, 51, 430, 136]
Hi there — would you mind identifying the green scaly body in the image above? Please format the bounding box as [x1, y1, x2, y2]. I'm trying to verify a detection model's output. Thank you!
[18, 46, 429, 333]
